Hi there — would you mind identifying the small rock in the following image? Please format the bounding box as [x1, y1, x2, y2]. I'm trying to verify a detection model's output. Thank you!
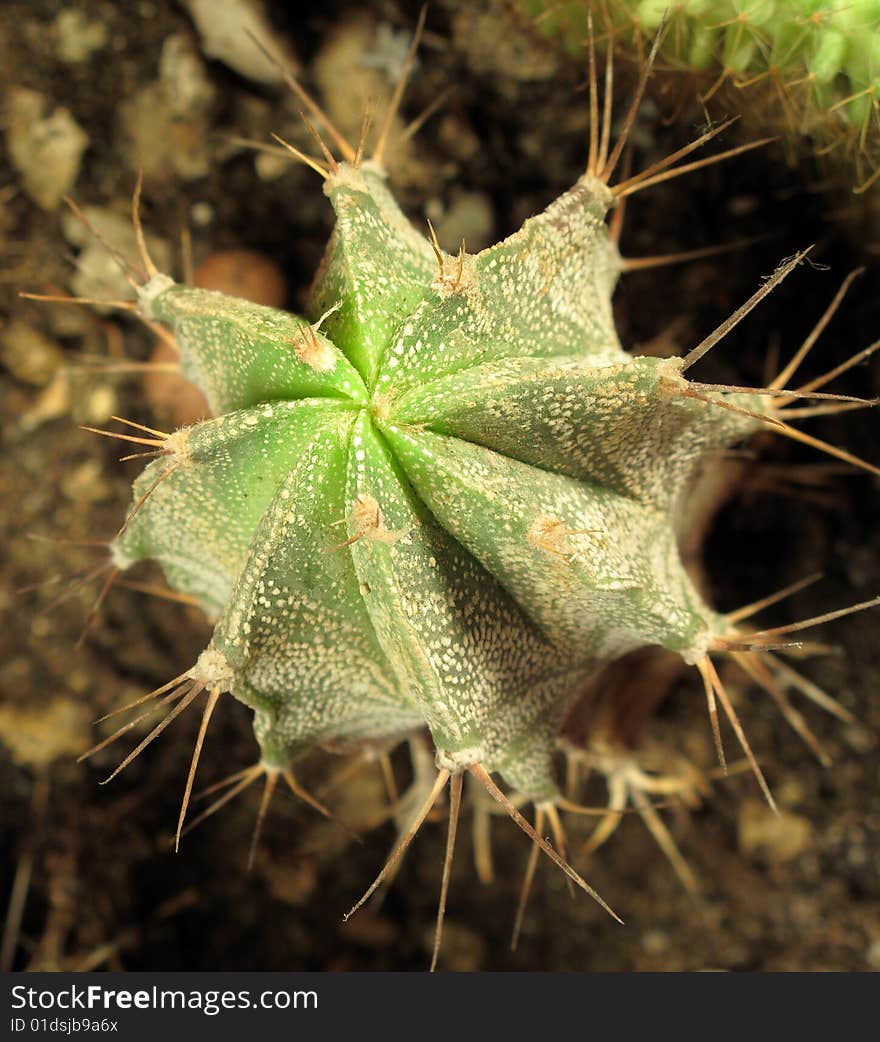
[61, 458, 112, 504]
[776, 776, 807, 809]
[118, 84, 173, 179]
[5, 88, 89, 211]
[451, 7, 558, 85]
[189, 201, 214, 228]
[19, 372, 70, 432]
[432, 191, 494, 254]
[182, 0, 299, 85]
[194, 248, 287, 307]
[0, 319, 64, 386]
[118, 34, 215, 181]
[62, 205, 171, 306]
[359, 23, 416, 81]
[843, 724, 876, 754]
[160, 33, 216, 118]
[0, 696, 91, 768]
[55, 9, 108, 64]
[640, 929, 670, 956]
[255, 150, 290, 182]
[80, 384, 119, 425]
[437, 113, 481, 164]
[737, 799, 813, 865]
[312, 14, 428, 188]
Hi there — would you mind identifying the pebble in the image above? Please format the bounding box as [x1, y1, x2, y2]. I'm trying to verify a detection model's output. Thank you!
[189, 201, 214, 228]
[194, 248, 287, 307]
[55, 9, 109, 64]
[0, 696, 91, 768]
[118, 34, 215, 181]
[62, 204, 171, 306]
[640, 929, 670, 956]
[737, 799, 813, 865]
[451, 7, 558, 84]
[437, 113, 481, 164]
[312, 14, 428, 188]
[182, 0, 299, 84]
[5, 88, 89, 211]
[80, 384, 119, 425]
[843, 724, 876, 753]
[431, 190, 494, 254]
[255, 150, 290, 182]
[18, 373, 70, 432]
[161, 33, 216, 117]
[61, 458, 112, 504]
[0, 319, 64, 387]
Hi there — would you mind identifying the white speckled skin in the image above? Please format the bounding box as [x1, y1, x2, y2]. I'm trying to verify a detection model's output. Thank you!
[116, 163, 760, 801]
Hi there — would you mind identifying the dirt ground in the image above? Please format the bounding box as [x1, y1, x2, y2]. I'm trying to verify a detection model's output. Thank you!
[1, 0, 879, 972]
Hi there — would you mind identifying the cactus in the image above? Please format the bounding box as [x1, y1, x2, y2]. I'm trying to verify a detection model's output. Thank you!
[71, 19, 880, 967]
[525, 0, 880, 193]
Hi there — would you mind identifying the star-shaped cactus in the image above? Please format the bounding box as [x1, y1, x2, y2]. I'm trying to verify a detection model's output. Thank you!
[70, 16, 879, 967]
[118, 156, 767, 804]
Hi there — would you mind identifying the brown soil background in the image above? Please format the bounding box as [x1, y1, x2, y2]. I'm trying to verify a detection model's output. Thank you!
[1, 0, 879, 971]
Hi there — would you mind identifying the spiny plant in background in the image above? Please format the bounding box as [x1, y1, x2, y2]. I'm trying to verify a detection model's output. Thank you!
[524, 0, 880, 193]
[39, 15, 880, 968]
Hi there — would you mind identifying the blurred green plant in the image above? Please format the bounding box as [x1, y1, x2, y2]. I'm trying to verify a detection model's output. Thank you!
[524, 0, 880, 192]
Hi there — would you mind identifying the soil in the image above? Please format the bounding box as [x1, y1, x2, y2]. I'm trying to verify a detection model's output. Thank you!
[1, 0, 879, 972]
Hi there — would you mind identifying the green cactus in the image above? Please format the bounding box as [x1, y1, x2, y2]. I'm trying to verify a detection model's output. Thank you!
[524, 0, 880, 192]
[77, 22, 879, 966]
[124, 168, 748, 794]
